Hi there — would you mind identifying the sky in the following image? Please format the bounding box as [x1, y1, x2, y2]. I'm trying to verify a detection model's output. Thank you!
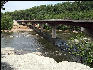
[1, 1, 71, 13]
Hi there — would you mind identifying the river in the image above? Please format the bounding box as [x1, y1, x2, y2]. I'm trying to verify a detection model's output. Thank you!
[1, 30, 93, 68]
[1, 31, 79, 62]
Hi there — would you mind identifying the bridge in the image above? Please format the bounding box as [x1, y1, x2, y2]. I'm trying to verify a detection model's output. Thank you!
[16, 19, 93, 38]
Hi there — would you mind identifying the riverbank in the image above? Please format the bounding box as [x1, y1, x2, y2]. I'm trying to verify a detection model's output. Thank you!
[1, 47, 92, 70]
[1, 21, 33, 32]
[1, 29, 33, 32]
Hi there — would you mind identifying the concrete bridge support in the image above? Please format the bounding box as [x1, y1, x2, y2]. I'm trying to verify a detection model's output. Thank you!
[52, 25, 56, 38]
[40, 24, 44, 32]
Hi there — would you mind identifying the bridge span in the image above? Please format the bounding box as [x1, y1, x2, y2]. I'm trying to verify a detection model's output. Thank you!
[16, 19, 93, 38]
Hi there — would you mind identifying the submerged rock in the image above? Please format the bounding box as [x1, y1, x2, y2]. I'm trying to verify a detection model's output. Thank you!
[1, 47, 15, 55]
[10, 35, 14, 38]
[73, 30, 78, 33]
[55, 40, 69, 51]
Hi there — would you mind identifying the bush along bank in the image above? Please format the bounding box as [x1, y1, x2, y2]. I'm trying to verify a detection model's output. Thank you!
[67, 32, 93, 68]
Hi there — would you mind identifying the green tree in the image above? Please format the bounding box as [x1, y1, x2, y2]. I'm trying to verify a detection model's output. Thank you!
[3, 1, 93, 20]
[1, 15, 13, 30]
[1, 1, 8, 10]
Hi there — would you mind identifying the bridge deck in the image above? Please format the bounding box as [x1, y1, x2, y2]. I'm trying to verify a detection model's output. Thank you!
[17, 19, 93, 22]
[17, 19, 93, 28]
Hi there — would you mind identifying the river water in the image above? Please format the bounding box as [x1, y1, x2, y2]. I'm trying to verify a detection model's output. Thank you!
[1, 31, 79, 63]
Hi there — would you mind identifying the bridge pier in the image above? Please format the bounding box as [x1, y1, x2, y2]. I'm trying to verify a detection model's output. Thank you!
[40, 24, 44, 32]
[52, 25, 56, 38]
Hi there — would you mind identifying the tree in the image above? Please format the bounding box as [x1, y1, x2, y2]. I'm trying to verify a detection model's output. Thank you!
[1, 1, 8, 10]
[1, 15, 13, 30]
[2, 1, 93, 20]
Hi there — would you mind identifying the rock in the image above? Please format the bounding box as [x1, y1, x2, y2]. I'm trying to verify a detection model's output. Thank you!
[41, 37, 43, 39]
[26, 35, 30, 37]
[64, 30, 69, 32]
[16, 36, 19, 37]
[1, 53, 91, 70]
[10, 36, 14, 38]
[74, 39, 79, 44]
[1, 47, 15, 55]
[36, 34, 38, 36]
[59, 30, 62, 31]
[83, 37, 88, 40]
[88, 38, 91, 41]
[29, 29, 33, 31]
[73, 30, 78, 33]
[32, 52, 42, 56]
[37, 48, 40, 50]
[47, 30, 50, 31]
[55, 51, 59, 53]
[63, 33, 67, 34]
[55, 40, 70, 52]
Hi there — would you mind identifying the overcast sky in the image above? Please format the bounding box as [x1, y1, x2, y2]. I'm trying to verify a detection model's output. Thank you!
[1, 1, 73, 13]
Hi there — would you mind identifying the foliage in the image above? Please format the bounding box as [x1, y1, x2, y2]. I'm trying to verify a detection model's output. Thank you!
[2, 1, 93, 20]
[1, 1, 8, 10]
[1, 15, 13, 30]
[68, 32, 93, 67]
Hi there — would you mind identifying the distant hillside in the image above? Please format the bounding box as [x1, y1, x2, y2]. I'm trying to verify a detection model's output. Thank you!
[2, 1, 93, 20]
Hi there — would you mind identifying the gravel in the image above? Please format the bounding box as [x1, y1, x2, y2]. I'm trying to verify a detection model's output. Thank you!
[1, 47, 93, 70]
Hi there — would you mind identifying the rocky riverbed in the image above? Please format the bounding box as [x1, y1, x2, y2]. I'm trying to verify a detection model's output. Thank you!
[1, 47, 93, 70]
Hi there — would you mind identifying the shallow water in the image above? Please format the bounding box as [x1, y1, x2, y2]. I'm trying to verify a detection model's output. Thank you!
[1, 31, 43, 53]
[1, 31, 82, 62]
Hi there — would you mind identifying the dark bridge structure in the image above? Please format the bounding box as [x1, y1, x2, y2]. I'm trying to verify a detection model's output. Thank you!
[16, 19, 93, 38]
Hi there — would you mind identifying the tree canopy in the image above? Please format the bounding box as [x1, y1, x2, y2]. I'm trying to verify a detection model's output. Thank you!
[1, 1, 8, 10]
[1, 15, 13, 30]
[2, 1, 93, 20]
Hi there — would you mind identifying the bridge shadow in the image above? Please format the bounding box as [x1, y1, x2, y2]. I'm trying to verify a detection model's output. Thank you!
[31, 26, 83, 62]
